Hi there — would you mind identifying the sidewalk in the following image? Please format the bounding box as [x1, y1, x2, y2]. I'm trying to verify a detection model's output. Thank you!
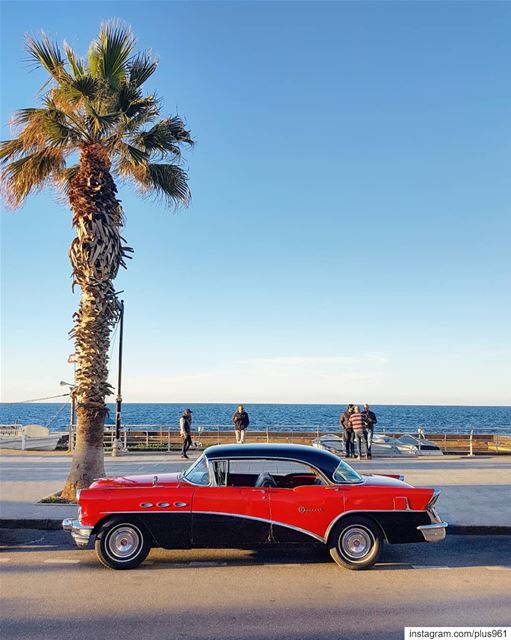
[1, 451, 510, 532]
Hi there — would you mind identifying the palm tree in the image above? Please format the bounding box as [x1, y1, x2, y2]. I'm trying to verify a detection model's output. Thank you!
[1, 22, 193, 500]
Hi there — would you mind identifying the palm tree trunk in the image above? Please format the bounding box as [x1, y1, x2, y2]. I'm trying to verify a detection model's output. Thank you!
[61, 145, 129, 501]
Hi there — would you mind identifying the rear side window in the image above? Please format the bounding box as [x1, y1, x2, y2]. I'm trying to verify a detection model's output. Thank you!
[213, 459, 325, 488]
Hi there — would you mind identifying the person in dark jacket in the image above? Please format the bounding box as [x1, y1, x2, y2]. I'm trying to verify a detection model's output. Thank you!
[232, 405, 249, 444]
[362, 404, 378, 458]
[179, 408, 193, 459]
[339, 404, 355, 458]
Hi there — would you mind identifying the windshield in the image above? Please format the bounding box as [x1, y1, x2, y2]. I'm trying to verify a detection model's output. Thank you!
[333, 459, 362, 484]
[182, 455, 210, 486]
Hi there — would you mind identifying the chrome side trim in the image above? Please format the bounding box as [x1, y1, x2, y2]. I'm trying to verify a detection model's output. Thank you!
[192, 510, 325, 543]
[417, 522, 448, 543]
[62, 518, 93, 548]
[99, 510, 190, 515]
[96, 510, 324, 543]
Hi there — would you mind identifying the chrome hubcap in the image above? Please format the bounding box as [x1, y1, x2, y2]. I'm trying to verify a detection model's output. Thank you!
[341, 527, 373, 560]
[108, 526, 141, 559]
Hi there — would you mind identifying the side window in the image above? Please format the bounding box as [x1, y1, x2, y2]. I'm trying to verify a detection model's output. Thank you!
[225, 459, 324, 488]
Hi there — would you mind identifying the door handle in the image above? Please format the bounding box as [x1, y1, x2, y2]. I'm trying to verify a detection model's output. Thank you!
[173, 501, 188, 508]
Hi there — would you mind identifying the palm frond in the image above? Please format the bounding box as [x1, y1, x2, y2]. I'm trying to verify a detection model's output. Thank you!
[43, 118, 79, 147]
[0, 139, 25, 162]
[111, 83, 142, 116]
[89, 21, 136, 88]
[136, 116, 193, 158]
[1, 148, 65, 208]
[26, 33, 71, 83]
[129, 162, 190, 206]
[118, 142, 148, 166]
[86, 106, 119, 138]
[71, 76, 101, 100]
[129, 53, 158, 88]
[63, 42, 85, 79]
[11, 103, 83, 150]
[9, 108, 50, 151]
[11, 107, 45, 127]
[59, 164, 79, 195]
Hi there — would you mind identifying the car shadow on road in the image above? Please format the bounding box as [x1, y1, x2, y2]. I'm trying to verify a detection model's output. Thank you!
[1, 530, 510, 571]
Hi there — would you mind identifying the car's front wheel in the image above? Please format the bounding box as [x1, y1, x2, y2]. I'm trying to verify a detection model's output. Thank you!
[95, 519, 150, 570]
[328, 516, 382, 570]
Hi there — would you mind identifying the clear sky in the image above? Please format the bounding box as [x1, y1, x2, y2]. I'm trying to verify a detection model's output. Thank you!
[1, 1, 510, 405]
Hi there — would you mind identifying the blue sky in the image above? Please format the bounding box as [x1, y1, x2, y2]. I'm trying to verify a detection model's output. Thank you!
[1, 1, 510, 405]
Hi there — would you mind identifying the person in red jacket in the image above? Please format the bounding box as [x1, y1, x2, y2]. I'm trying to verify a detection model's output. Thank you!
[349, 405, 369, 460]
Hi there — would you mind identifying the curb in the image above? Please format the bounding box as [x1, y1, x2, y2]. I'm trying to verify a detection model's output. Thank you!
[0, 519, 510, 535]
[0, 519, 64, 530]
[448, 525, 511, 536]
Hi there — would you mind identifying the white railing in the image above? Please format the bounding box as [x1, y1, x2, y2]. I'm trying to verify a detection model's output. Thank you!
[61, 424, 511, 454]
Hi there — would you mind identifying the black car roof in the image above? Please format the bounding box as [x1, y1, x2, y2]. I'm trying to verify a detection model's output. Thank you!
[203, 443, 342, 478]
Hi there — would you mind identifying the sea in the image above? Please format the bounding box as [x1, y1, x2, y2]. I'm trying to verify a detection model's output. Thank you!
[1, 403, 510, 435]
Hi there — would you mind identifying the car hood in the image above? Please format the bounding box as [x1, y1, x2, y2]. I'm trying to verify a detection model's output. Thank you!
[361, 474, 412, 488]
[89, 472, 182, 489]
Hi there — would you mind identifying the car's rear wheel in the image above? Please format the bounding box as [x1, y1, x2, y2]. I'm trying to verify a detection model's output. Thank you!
[95, 519, 150, 570]
[328, 516, 382, 570]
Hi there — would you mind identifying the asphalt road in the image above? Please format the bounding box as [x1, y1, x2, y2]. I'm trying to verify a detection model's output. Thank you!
[1, 531, 510, 640]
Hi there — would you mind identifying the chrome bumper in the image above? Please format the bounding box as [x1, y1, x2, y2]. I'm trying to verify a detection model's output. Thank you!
[62, 518, 94, 548]
[417, 521, 448, 543]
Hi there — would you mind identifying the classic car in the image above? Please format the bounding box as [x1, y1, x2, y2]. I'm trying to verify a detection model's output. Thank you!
[63, 443, 447, 570]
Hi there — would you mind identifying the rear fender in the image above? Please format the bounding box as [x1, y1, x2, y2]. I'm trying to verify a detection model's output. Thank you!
[326, 510, 431, 544]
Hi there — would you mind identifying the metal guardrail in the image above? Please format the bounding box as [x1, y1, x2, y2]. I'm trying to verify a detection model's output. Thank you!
[62, 424, 511, 454]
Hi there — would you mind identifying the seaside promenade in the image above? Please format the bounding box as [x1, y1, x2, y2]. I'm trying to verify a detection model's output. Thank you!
[0, 450, 510, 531]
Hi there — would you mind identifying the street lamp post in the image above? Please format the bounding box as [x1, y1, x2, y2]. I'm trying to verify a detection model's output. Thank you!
[60, 381, 75, 452]
[112, 300, 125, 457]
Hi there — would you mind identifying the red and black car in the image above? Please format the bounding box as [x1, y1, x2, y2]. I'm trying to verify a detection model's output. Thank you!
[63, 443, 447, 570]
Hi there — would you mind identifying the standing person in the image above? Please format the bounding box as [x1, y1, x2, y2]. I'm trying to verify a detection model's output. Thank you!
[349, 405, 369, 460]
[362, 404, 378, 459]
[232, 405, 249, 444]
[179, 408, 193, 459]
[339, 404, 355, 458]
